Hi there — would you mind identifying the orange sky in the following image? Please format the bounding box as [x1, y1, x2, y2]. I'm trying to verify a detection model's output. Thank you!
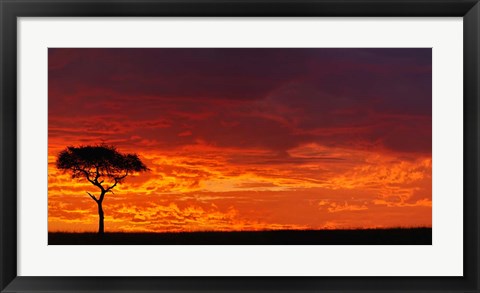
[48, 48, 432, 232]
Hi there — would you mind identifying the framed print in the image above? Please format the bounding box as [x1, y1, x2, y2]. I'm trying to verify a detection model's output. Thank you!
[1, 0, 479, 292]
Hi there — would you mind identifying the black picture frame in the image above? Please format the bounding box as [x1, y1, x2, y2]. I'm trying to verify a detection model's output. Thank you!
[1, 0, 479, 292]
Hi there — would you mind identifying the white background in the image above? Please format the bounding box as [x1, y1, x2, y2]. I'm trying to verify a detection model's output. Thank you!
[17, 18, 463, 276]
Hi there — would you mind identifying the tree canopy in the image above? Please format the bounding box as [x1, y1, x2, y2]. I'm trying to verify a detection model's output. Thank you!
[56, 144, 148, 193]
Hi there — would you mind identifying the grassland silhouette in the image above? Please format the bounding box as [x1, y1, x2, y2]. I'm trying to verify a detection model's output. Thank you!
[48, 227, 432, 245]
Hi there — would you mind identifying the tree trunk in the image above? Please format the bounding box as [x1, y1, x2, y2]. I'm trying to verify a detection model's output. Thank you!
[97, 201, 104, 234]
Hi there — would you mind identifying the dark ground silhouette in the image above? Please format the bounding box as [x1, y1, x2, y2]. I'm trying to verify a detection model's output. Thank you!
[48, 227, 431, 245]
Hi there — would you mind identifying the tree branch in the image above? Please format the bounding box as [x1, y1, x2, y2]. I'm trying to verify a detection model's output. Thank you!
[94, 165, 101, 183]
[105, 179, 119, 193]
[86, 191, 98, 203]
[74, 167, 105, 192]
[74, 167, 96, 185]
[105, 171, 128, 193]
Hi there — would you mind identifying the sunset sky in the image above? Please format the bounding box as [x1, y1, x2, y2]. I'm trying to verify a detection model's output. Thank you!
[48, 48, 432, 232]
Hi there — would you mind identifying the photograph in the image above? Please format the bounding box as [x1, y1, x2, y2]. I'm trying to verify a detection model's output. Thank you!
[47, 48, 432, 245]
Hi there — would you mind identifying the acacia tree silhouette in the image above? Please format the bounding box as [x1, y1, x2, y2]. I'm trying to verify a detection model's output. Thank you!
[56, 144, 148, 234]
